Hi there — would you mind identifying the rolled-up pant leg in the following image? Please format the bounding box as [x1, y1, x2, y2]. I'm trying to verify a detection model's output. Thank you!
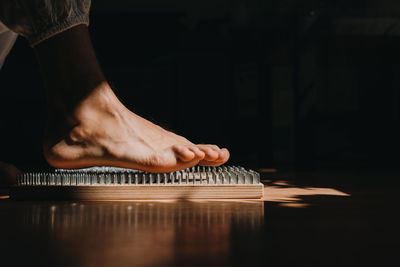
[0, 21, 17, 69]
[0, 0, 91, 47]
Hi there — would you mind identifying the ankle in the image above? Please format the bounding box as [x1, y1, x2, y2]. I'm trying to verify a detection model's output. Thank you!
[35, 25, 109, 116]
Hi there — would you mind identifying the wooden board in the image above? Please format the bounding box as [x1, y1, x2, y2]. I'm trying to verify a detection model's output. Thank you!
[10, 184, 264, 200]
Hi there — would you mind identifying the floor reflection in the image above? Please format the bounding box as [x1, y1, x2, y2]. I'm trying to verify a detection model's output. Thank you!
[1, 169, 395, 266]
[2, 200, 263, 266]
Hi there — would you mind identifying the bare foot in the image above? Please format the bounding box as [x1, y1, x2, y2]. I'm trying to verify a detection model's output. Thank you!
[43, 83, 229, 172]
[35, 25, 229, 172]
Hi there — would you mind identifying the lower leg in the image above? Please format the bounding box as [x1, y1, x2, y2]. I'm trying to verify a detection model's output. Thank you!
[35, 25, 229, 172]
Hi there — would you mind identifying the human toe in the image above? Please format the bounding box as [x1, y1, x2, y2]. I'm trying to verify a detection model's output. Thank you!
[201, 145, 229, 163]
[217, 148, 230, 163]
[188, 146, 205, 160]
[198, 146, 230, 166]
[172, 144, 196, 162]
[196, 144, 219, 161]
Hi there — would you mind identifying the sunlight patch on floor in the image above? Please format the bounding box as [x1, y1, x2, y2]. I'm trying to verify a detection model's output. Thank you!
[262, 182, 350, 207]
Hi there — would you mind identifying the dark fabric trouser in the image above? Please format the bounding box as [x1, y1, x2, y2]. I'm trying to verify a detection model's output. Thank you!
[0, 0, 91, 68]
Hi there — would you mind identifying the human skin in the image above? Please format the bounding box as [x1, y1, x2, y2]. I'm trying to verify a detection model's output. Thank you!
[35, 25, 229, 173]
[0, 162, 21, 187]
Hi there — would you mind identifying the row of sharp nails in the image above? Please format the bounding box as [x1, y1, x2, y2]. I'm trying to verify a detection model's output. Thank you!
[18, 166, 261, 186]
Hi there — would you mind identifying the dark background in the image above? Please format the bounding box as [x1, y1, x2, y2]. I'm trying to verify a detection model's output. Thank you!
[1, 0, 399, 172]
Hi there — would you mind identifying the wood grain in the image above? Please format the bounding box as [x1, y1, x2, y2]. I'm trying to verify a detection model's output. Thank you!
[10, 184, 264, 200]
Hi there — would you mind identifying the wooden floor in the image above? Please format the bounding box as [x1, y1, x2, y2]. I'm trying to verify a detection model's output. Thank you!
[0, 168, 399, 266]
